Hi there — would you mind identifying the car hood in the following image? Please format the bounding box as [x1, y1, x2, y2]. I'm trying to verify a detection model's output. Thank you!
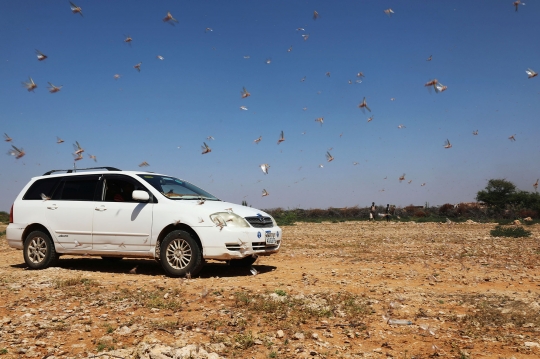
[172, 199, 273, 219]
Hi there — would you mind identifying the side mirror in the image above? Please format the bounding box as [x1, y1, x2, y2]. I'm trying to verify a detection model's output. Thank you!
[132, 190, 150, 202]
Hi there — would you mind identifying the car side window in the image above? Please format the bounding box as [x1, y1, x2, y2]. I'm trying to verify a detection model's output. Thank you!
[102, 175, 149, 203]
[52, 176, 100, 201]
[23, 177, 62, 200]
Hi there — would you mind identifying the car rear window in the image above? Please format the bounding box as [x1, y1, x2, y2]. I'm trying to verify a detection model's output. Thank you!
[23, 177, 62, 200]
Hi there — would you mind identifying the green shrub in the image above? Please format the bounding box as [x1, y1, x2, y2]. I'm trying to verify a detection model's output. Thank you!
[0, 211, 8, 223]
[264, 204, 492, 225]
[490, 225, 531, 238]
[235, 331, 255, 349]
[273, 211, 297, 226]
[497, 219, 515, 225]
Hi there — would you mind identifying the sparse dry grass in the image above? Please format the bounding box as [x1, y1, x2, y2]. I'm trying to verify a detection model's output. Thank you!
[1, 222, 540, 359]
[234, 331, 255, 349]
[457, 294, 540, 333]
[53, 276, 96, 288]
[148, 319, 180, 332]
[114, 287, 185, 311]
[233, 290, 371, 329]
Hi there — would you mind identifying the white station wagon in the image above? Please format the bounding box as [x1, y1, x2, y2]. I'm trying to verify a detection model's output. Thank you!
[6, 167, 282, 277]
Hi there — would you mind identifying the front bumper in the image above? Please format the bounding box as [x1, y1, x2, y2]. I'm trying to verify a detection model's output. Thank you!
[198, 225, 282, 260]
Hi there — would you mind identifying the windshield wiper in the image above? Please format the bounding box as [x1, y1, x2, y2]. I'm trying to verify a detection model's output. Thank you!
[180, 196, 220, 202]
[182, 196, 219, 201]
[161, 192, 219, 201]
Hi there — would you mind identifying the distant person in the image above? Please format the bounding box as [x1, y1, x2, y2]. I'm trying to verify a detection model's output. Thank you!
[385, 204, 391, 222]
[369, 202, 376, 221]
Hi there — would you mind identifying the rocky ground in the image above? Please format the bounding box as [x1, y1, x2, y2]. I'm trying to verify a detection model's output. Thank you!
[1, 221, 540, 359]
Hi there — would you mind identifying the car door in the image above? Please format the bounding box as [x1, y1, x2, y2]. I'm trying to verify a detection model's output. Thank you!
[92, 175, 153, 252]
[45, 175, 100, 251]
[20, 176, 63, 238]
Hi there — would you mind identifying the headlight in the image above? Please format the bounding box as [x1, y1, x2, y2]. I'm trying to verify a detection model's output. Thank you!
[269, 215, 277, 227]
[210, 212, 249, 228]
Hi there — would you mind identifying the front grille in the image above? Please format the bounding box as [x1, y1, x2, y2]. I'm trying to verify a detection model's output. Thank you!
[252, 241, 280, 250]
[245, 216, 273, 228]
[226, 240, 280, 252]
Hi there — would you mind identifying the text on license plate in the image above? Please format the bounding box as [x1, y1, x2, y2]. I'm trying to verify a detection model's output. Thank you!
[265, 231, 277, 245]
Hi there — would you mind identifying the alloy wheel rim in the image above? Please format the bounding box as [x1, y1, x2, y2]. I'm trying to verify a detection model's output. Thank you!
[166, 238, 192, 269]
[27, 237, 47, 264]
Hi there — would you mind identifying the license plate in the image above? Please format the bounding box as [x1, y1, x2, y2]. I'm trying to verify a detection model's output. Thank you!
[265, 231, 276, 245]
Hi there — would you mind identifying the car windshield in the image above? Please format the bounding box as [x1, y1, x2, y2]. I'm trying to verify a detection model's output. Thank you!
[137, 174, 219, 200]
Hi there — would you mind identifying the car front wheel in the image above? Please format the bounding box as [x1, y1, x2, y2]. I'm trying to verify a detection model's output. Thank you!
[23, 231, 58, 269]
[160, 230, 203, 277]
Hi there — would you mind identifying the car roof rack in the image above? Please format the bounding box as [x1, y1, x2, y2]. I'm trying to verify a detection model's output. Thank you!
[43, 167, 121, 176]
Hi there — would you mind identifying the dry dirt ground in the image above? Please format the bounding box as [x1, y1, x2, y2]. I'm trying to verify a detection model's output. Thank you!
[1, 221, 540, 359]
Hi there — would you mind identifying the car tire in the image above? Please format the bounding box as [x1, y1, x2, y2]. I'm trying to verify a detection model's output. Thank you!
[229, 255, 257, 267]
[23, 231, 58, 269]
[160, 230, 203, 277]
[101, 256, 123, 261]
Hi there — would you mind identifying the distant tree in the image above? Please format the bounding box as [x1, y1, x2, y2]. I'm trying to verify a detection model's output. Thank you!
[513, 190, 540, 218]
[476, 179, 517, 212]
[514, 190, 540, 207]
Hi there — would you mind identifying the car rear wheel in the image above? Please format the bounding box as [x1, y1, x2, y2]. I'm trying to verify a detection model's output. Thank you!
[23, 231, 58, 269]
[160, 230, 203, 277]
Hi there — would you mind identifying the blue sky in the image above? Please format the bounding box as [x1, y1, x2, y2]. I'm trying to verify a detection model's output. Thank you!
[1, 1, 539, 212]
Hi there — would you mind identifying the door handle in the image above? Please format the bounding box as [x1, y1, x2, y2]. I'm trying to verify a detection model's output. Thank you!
[46, 206, 57, 210]
[95, 207, 107, 211]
